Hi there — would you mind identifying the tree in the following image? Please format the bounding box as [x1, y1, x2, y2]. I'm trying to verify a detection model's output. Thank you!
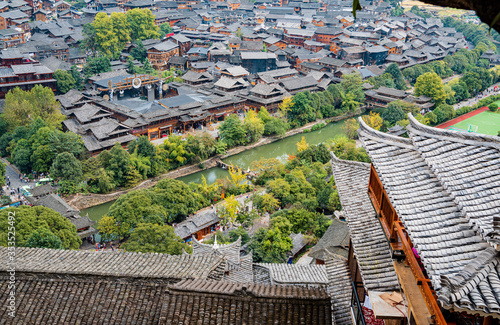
[99, 143, 133, 186]
[263, 117, 288, 137]
[140, 59, 155, 74]
[218, 194, 240, 226]
[0, 206, 81, 249]
[53, 69, 76, 94]
[296, 136, 309, 152]
[433, 104, 456, 123]
[279, 95, 294, 118]
[289, 92, 315, 127]
[12, 139, 32, 172]
[70, 66, 83, 91]
[111, 12, 131, 49]
[50, 152, 83, 182]
[362, 112, 383, 130]
[97, 215, 119, 241]
[123, 223, 192, 254]
[267, 178, 291, 205]
[391, 5, 404, 16]
[130, 40, 147, 63]
[82, 56, 111, 78]
[382, 104, 406, 124]
[250, 216, 293, 263]
[159, 23, 173, 38]
[243, 110, 264, 143]
[385, 63, 406, 90]
[92, 12, 120, 58]
[126, 9, 160, 40]
[341, 118, 359, 139]
[24, 228, 63, 249]
[219, 114, 246, 148]
[414, 72, 447, 105]
[226, 165, 246, 190]
[228, 227, 250, 245]
[3, 85, 64, 129]
[48, 130, 85, 158]
[0, 161, 4, 187]
[255, 193, 280, 213]
[489, 103, 498, 112]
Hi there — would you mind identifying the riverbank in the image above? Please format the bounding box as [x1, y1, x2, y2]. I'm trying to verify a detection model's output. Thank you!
[68, 107, 365, 210]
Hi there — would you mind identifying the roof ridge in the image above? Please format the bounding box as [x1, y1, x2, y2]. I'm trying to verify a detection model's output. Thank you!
[438, 248, 499, 307]
[357, 116, 414, 149]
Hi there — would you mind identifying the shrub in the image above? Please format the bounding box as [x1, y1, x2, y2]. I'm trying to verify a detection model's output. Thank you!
[311, 123, 326, 131]
[488, 103, 498, 112]
[456, 106, 473, 116]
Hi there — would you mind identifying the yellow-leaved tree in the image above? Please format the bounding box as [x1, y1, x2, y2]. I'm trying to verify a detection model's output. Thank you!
[218, 195, 241, 226]
[296, 136, 309, 152]
[279, 96, 294, 118]
[226, 165, 246, 190]
[362, 112, 383, 130]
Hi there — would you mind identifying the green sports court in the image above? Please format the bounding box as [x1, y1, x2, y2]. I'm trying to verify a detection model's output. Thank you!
[443, 104, 500, 136]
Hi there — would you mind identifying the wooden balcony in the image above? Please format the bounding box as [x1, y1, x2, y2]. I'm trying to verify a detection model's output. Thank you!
[367, 164, 447, 325]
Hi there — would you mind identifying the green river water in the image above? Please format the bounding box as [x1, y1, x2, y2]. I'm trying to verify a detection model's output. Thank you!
[81, 117, 356, 221]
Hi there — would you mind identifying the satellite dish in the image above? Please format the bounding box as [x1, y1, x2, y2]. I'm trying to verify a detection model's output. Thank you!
[162, 83, 168, 91]
[103, 94, 109, 101]
[132, 77, 142, 89]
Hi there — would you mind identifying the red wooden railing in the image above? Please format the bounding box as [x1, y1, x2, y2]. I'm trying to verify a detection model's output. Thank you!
[368, 164, 447, 325]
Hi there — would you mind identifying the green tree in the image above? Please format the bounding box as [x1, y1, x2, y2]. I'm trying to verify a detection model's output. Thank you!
[97, 215, 119, 241]
[385, 63, 406, 90]
[432, 104, 456, 123]
[3, 85, 64, 129]
[249, 216, 293, 263]
[289, 92, 316, 127]
[25, 228, 63, 249]
[92, 12, 120, 58]
[130, 40, 147, 63]
[263, 117, 288, 136]
[111, 12, 131, 49]
[414, 72, 447, 105]
[219, 114, 246, 147]
[48, 130, 85, 158]
[0, 161, 4, 186]
[70, 66, 83, 91]
[99, 143, 133, 187]
[489, 103, 498, 112]
[228, 227, 250, 245]
[123, 223, 192, 254]
[53, 69, 76, 94]
[341, 118, 359, 139]
[0, 206, 81, 249]
[50, 152, 83, 182]
[126, 9, 160, 40]
[382, 104, 406, 124]
[243, 110, 264, 143]
[80, 22, 96, 52]
[159, 23, 173, 38]
[12, 139, 32, 172]
[83, 56, 111, 78]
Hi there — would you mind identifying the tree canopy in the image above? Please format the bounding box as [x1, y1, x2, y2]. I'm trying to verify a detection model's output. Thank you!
[122, 223, 192, 254]
[0, 206, 81, 249]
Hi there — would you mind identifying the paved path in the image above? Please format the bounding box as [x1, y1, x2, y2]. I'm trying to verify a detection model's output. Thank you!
[454, 84, 500, 110]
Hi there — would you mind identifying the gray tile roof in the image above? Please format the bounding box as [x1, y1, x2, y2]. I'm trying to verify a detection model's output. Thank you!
[174, 210, 220, 239]
[0, 247, 225, 280]
[255, 263, 329, 286]
[358, 115, 500, 316]
[309, 219, 349, 261]
[330, 153, 400, 292]
[325, 253, 353, 325]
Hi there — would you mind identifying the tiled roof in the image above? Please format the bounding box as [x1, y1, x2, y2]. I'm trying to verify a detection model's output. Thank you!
[255, 263, 329, 286]
[309, 219, 349, 261]
[0, 247, 225, 280]
[325, 253, 353, 325]
[0, 276, 332, 324]
[358, 115, 500, 316]
[330, 153, 400, 292]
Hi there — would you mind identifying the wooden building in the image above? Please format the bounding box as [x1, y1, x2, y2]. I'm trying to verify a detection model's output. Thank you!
[147, 40, 179, 71]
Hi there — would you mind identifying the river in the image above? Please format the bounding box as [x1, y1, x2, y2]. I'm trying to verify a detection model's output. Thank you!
[81, 117, 355, 221]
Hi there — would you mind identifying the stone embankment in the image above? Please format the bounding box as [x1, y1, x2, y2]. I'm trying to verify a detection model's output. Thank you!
[66, 108, 365, 210]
